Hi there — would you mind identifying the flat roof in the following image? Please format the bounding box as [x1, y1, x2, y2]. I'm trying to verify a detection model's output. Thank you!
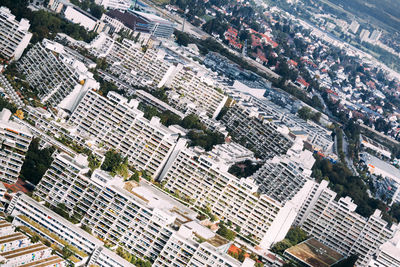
[132, 10, 172, 24]
[285, 238, 344, 267]
[0, 243, 48, 259]
[19, 255, 65, 267]
[0, 232, 27, 244]
[121, 181, 197, 221]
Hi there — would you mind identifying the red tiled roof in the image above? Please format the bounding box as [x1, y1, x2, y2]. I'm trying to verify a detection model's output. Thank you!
[3, 178, 31, 194]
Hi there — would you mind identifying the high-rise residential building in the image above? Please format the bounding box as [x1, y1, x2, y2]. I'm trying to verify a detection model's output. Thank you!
[165, 66, 228, 119]
[35, 156, 199, 261]
[360, 29, 371, 42]
[7, 193, 104, 265]
[160, 145, 315, 249]
[369, 229, 400, 267]
[68, 90, 185, 178]
[349, 21, 360, 34]
[221, 103, 294, 159]
[369, 30, 382, 42]
[252, 141, 315, 201]
[80, 176, 197, 261]
[34, 153, 90, 212]
[17, 39, 99, 109]
[32, 152, 248, 264]
[89, 246, 136, 267]
[299, 186, 398, 266]
[0, 108, 32, 184]
[226, 82, 334, 153]
[360, 153, 400, 205]
[0, 7, 32, 61]
[154, 221, 253, 267]
[88, 34, 173, 88]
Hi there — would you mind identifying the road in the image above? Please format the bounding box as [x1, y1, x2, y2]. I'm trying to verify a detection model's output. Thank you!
[342, 132, 359, 175]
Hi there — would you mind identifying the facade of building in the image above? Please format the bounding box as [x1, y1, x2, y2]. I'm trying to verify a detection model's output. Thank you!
[300, 186, 398, 266]
[165, 67, 228, 119]
[252, 142, 314, 201]
[160, 146, 313, 249]
[17, 39, 98, 108]
[88, 34, 173, 88]
[0, 219, 66, 267]
[360, 153, 400, 205]
[34, 153, 90, 212]
[68, 90, 185, 178]
[0, 109, 32, 184]
[369, 230, 400, 267]
[63, 5, 105, 33]
[35, 155, 199, 262]
[0, 7, 32, 61]
[221, 103, 294, 159]
[7, 193, 104, 264]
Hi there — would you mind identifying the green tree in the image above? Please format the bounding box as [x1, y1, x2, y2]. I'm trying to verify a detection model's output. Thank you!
[30, 234, 40, 243]
[217, 225, 236, 241]
[297, 106, 312, 121]
[101, 150, 128, 177]
[20, 138, 55, 185]
[270, 239, 292, 255]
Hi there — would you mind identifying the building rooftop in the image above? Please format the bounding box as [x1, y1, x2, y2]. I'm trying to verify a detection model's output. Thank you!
[131, 10, 172, 25]
[285, 238, 344, 267]
[19, 255, 65, 267]
[17, 194, 103, 246]
[119, 180, 198, 224]
[105, 10, 149, 31]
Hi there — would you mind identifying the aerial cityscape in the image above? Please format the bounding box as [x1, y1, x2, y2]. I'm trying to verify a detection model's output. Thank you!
[0, 0, 399, 266]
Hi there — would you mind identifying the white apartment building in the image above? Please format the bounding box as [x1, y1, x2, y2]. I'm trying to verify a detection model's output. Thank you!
[0, 7, 32, 61]
[88, 246, 136, 267]
[8, 193, 104, 264]
[252, 141, 315, 200]
[17, 39, 99, 109]
[88, 34, 173, 88]
[0, 220, 67, 267]
[369, 229, 400, 267]
[160, 146, 314, 249]
[227, 82, 334, 153]
[34, 153, 90, 212]
[221, 103, 294, 159]
[300, 187, 398, 266]
[165, 66, 228, 119]
[33, 152, 198, 262]
[63, 5, 105, 33]
[154, 221, 253, 267]
[69, 90, 185, 178]
[80, 177, 198, 261]
[0, 108, 32, 184]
